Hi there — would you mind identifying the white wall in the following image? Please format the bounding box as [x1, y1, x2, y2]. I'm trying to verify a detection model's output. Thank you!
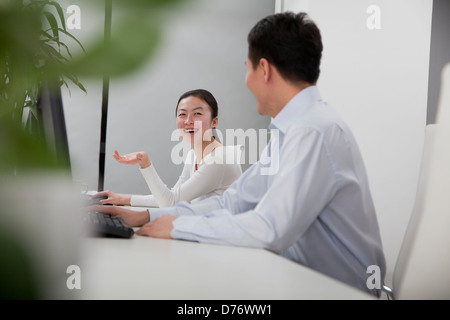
[277, 0, 433, 284]
[62, 0, 275, 194]
[104, 0, 274, 194]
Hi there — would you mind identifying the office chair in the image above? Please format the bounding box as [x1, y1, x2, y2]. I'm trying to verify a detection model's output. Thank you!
[383, 63, 450, 300]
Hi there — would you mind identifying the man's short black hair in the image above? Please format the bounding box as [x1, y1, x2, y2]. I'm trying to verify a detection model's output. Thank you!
[247, 11, 323, 84]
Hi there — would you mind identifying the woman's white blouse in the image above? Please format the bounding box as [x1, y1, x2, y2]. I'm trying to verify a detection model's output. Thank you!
[130, 145, 243, 208]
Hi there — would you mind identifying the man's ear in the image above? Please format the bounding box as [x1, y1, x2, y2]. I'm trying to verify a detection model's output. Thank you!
[259, 58, 271, 83]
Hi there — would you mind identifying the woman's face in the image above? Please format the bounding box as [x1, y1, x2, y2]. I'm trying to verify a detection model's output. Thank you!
[176, 96, 218, 146]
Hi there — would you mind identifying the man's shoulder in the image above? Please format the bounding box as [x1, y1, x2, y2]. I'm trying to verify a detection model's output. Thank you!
[289, 102, 340, 131]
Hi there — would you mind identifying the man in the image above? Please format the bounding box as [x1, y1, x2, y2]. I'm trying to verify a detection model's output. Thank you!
[97, 12, 386, 296]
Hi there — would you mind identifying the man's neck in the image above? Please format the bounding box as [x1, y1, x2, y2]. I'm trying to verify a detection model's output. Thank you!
[269, 81, 313, 118]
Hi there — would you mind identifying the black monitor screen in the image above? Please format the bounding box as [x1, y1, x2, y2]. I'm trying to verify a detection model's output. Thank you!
[36, 81, 71, 169]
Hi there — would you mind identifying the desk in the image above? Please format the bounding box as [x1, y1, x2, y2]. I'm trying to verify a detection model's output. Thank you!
[79, 234, 374, 300]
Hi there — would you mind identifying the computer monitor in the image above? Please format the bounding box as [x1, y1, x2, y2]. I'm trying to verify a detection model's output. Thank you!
[36, 81, 71, 170]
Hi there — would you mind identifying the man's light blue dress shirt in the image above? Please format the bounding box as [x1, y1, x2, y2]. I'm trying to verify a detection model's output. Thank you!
[149, 86, 386, 296]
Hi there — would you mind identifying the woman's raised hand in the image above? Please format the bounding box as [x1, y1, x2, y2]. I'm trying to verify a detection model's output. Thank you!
[113, 150, 151, 168]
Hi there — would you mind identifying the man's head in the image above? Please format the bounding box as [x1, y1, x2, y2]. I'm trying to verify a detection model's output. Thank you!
[247, 11, 322, 85]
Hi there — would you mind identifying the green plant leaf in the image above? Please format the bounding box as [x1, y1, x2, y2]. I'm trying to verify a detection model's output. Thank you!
[43, 11, 59, 41]
[64, 72, 87, 93]
[41, 30, 72, 58]
[41, 43, 69, 64]
[56, 27, 87, 55]
[45, 1, 67, 31]
[0, 115, 66, 171]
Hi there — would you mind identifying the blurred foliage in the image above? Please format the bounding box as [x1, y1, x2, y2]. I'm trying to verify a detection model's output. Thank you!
[0, 0, 86, 172]
[0, 0, 185, 173]
[0, 0, 186, 300]
[0, 0, 86, 127]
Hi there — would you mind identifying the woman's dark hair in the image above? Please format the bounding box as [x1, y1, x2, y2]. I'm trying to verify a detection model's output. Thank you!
[176, 89, 218, 119]
[247, 11, 323, 84]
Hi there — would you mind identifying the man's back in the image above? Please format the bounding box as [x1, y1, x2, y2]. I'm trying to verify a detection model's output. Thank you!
[274, 88, 386, 295]
[162, 86, 386, 296]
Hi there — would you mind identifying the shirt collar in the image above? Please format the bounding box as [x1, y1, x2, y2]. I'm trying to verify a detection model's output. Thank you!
[269, 85, 322, 133]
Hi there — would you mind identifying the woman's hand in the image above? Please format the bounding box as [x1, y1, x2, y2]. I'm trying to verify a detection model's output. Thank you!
[113, 150, 151, 169]
[93, 190, 131, 206]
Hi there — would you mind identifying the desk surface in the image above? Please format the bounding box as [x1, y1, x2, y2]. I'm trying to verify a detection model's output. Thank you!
[79, 234, 374, 300]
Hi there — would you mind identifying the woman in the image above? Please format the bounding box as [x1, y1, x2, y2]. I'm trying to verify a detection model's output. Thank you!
[94, 89, 242, 208]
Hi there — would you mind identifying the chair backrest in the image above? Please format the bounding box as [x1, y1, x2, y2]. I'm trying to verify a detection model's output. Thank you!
[392, 63, 450, 299]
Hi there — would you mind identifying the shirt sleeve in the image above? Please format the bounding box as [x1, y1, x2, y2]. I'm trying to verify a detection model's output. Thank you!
[140, 153, 228, 208]
[147, 162, 260, 221]
[148, 195, 224, 221]
[130, 194, 159, 207]
[170, 128, 339, 253]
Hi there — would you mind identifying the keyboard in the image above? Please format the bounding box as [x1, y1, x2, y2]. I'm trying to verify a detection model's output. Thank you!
[83, 211, 135, 238]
